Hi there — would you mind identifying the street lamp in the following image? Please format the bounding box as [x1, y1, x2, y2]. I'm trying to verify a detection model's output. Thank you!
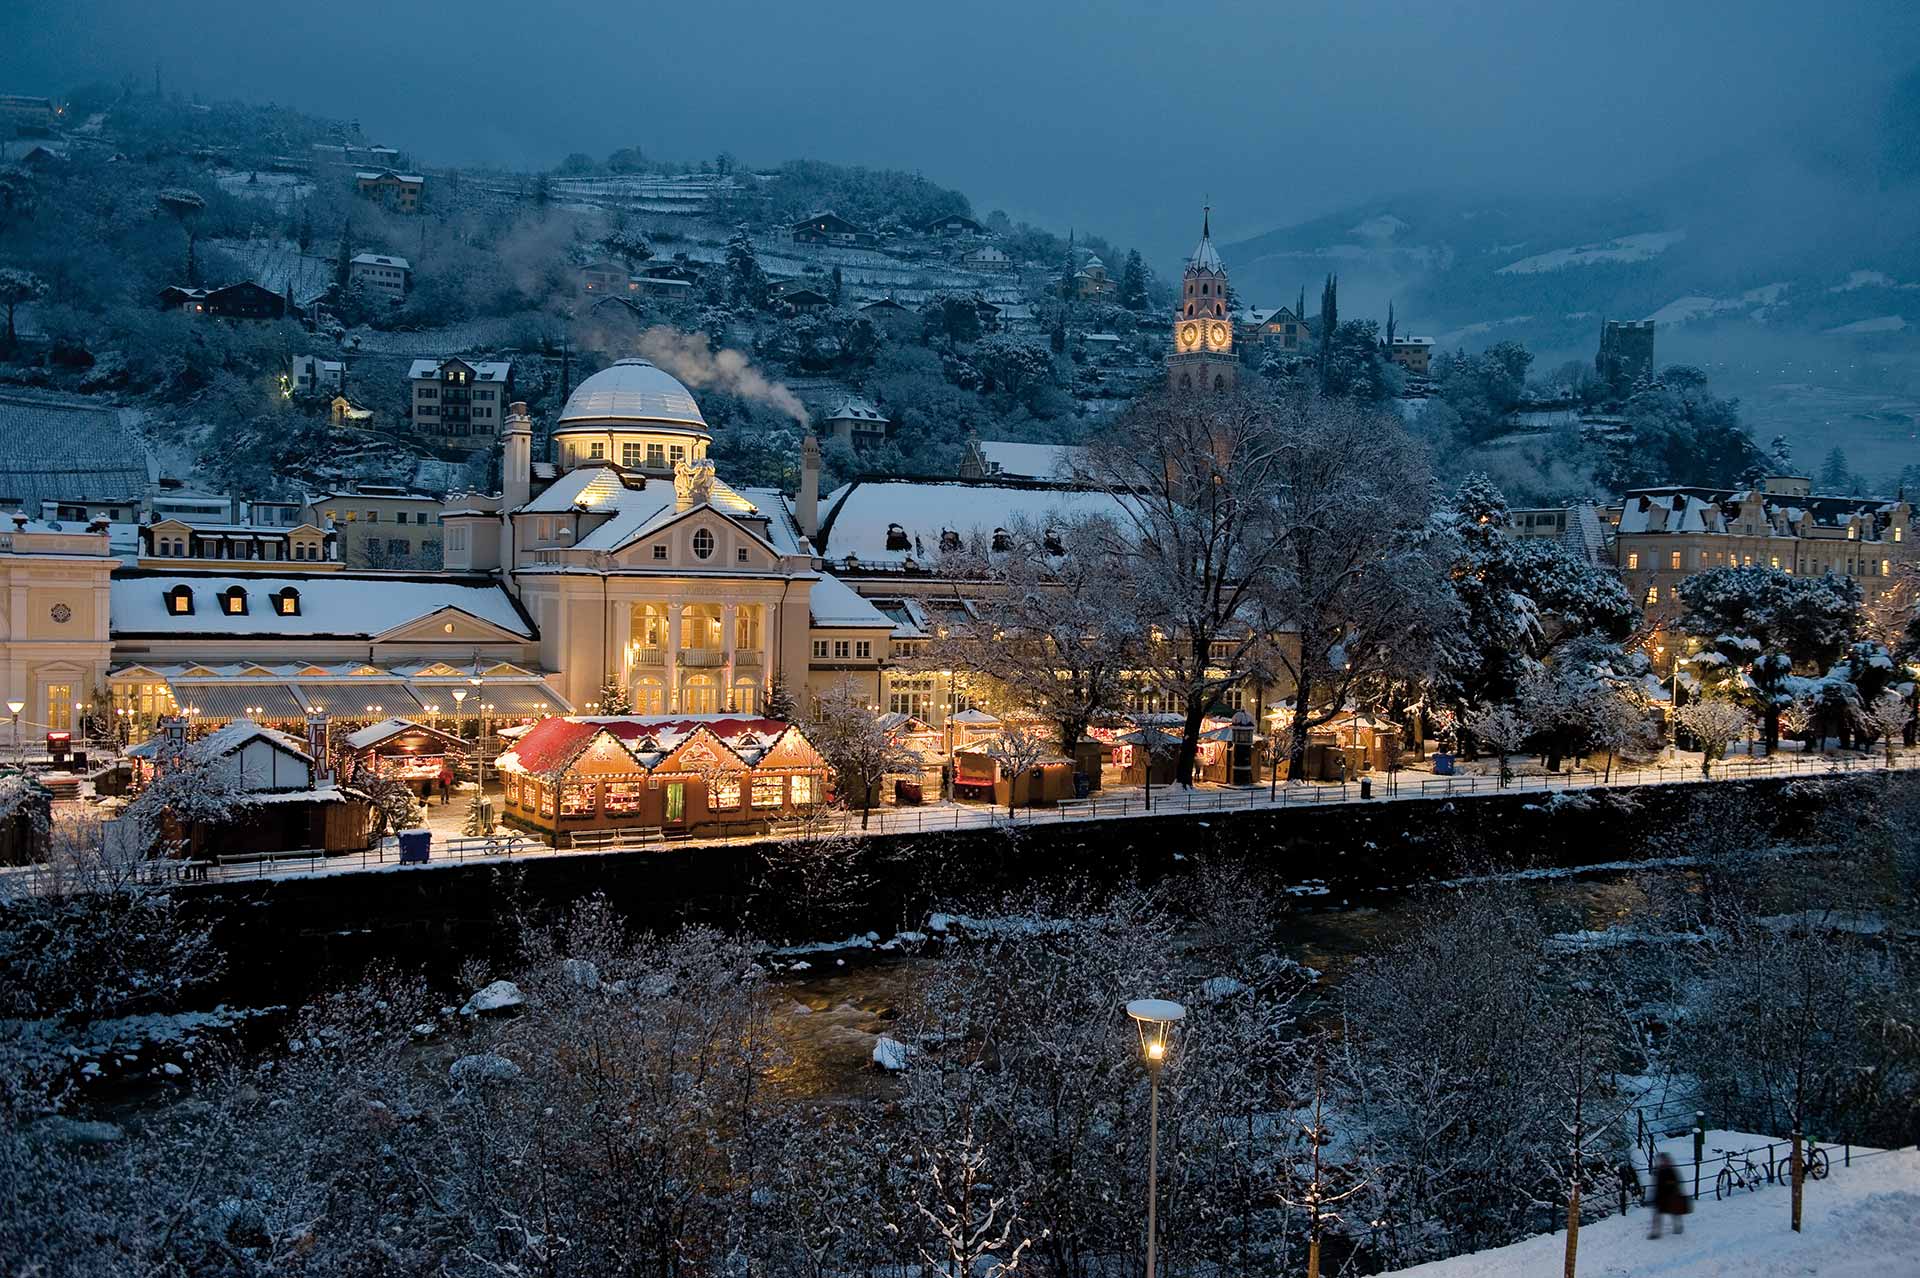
[6, 699, 23, 767]
[1126, 997, 1186, 1278]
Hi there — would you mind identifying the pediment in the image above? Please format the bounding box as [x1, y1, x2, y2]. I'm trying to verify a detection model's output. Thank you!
[658, 727, 747, 775]
[373, 606, 525, 645]
[758, 728, 826, 771]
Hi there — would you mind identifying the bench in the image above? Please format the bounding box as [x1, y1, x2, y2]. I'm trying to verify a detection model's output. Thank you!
[568, 827, 664, 851]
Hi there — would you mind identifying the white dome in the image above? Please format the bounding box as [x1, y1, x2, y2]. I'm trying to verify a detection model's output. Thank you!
[555, 358, 708, 434]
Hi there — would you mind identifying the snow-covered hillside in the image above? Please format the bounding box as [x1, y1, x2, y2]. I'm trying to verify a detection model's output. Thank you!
[1382, 1145, 1920, 1278]
[1496, 230, 1687, 275]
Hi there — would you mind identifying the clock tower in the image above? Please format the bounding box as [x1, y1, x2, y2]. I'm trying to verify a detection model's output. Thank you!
[1167, 206, 1238, 394]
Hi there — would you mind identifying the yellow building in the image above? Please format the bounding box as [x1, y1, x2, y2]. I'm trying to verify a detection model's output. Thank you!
[0, 516, 115, 735]
[306, 486, 445, 569]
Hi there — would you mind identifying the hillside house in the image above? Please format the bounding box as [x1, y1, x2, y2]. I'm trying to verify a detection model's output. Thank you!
[821, 396, 889, 448]
[349, 253, 411, 301]
[158, 282, 287, 321]
[792, 211, 876, 247]
[409, 356, 513, 448]
[291, 354, 344, 395]
[923, 213, 986, 237]
[355, 169, 424, 213]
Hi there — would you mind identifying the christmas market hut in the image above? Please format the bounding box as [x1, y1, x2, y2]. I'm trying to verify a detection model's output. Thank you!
[341, 717, 469, 796]
[125, 718, 371, 855]
[494, 714, 829, 843]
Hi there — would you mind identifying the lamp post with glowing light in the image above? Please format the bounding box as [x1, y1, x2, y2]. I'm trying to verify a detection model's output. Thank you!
[1127, 997, 1186, 1278]
[6, 699, 22, 767]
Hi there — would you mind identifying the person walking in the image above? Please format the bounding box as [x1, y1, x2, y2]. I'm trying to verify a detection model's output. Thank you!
[437, 763, 453, 806]
[1649, 1153, 1689, 1238]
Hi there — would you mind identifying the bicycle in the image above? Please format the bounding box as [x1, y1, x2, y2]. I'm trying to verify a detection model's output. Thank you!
[1715, 1149, 1765, 1200]
[1798, 1139, 1831, 1182]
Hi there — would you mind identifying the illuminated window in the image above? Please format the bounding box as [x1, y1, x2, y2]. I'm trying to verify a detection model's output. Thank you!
[791, 775, 815, 805]
[1646, 586, 1660, 605]
[1883, 559, 1892, 576]
[1626, 552, 1639, 570]
[273, 588, 300, 616]
[692, 528, 714, 559]
[537, 784, 554, 817]
[558, 784, 595, 817]
[709, 776, 741, 809]
[603, 782, 642, 814]
[165, 585, 194, 615]
[751, 775, 783, 808]
[1669, 551, 1682, 570]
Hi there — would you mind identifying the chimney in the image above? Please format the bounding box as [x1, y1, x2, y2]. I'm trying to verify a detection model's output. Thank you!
[502, 402, 532, 510]
[797, 432, 821, 542]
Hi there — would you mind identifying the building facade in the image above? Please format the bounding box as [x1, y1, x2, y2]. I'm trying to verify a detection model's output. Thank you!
[1615, 476, 1916, 624]
[0, 517, 114, 736]
[355, 170, 424, 212]
[349, 253, 411, 301]
[306, 486, 444, 568]
[409, 357, 512, 449]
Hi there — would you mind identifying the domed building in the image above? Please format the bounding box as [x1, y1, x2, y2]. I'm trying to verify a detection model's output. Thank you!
[551, 358, 714, 476]
[442, 359, 892, 716]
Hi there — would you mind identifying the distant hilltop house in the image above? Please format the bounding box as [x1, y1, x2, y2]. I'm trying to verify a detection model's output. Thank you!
[291, 354, 344, 396]
[580, 258, 698, 301]
[923, 213, 985, 237]
[820, 396, 889, 448]
[1597, 318, 1656, 385]
[792, 211, 876, 247]
[0, 94, 62, 137]
[958, 438, 1090, 482]
[314, 141, 402, 168]
[1075, 255, 1115, 297]
[354, 169, 424, 213]
[409, 356, 513, 450]
[771, 282, 833, 312]
[1386, 335, 1434, 376]
[157, 281, 286, 322]
[961, 245, 1013, 272]
[1235, 305, 1310, 355]
[349, 252, 411, 301]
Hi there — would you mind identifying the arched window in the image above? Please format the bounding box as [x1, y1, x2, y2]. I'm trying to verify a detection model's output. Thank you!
[220, 586, 248, 616]
[272, 587, 300, 617]
[164, 585, 194, 615]
[691, 528, 714, 559]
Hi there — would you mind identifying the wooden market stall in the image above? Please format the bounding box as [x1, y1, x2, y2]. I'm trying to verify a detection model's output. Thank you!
[494, 715, 829, 844]
[340, 717, 469, 797]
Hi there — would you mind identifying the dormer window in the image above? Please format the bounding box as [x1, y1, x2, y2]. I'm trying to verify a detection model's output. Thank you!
[885, 522, 910, 552]
[991, 528, 1011, 553]
[939, 529, 961, 553]
[221, 586, 248, 616]
[1044, 527, 1065, 555]
[272, 587, 300, 617]
[165, 585, 194, 615]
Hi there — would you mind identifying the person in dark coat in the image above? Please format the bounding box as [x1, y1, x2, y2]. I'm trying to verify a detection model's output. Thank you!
[437, 764, 453, 805]
[1649, 1153, 1689, 1237]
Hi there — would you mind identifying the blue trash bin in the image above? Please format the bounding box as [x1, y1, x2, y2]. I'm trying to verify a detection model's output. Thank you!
[398, 828, 431, 864]
[1434, 752, 1455, 776]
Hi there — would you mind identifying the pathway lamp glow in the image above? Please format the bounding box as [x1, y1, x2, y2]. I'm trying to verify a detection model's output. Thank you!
[1127, 997, 1186, 1278]
[6, 699, 22, 765]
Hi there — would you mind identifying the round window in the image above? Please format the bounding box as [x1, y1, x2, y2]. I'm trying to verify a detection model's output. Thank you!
[692, 529, 714, 559]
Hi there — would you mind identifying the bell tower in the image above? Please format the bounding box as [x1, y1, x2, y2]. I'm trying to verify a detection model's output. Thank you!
[1167, 206, 1238, 394]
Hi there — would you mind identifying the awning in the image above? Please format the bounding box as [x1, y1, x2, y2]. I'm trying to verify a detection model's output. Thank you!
[295, 682, 425, 716]
[161, 681, 308, 721]
[456, 682, 564, 716]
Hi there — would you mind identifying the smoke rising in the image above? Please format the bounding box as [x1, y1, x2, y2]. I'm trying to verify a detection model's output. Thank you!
[636, 327, 809, 425]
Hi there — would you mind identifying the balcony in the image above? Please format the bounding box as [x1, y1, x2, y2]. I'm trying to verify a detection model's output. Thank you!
[733, 651, 762, 668]
[680, 649, 724, 667]
[632, 648, 665, 667]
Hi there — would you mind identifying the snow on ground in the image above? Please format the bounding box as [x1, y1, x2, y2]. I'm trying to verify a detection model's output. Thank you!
[1644, 284, 1790, 327]
[1824, 314, 1909, 334]
[1434, 314, 1535, 347]
[1496, 230, 1687, 275]
[1830, 270, 1920, 292]
[1380, 1144, 1920, 1277]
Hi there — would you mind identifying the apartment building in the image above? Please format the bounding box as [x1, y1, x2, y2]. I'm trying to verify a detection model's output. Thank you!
[305, 485, 444, 569]
[349, 253, 411, 301]
[408, 357, 513, 450]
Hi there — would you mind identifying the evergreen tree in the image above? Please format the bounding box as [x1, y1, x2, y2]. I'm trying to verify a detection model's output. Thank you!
[1317, 273, 1339, 393]
[1049, 318, 1066, 354]
[1386, 299, 1396, 346]
[1296, 283, 1307, 323]
[726, 225, 767, 308]
[829, 264, 843, 306]
[1819, 446, 1852, 493]
[597, 679, 632, 715]
[1119, 249, 1148, 311]
[333, 219, 354, 290]
[764, 673, 798, 722]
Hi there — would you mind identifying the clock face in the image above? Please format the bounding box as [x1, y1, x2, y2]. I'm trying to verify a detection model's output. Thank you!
[1179, 321, 1200, 351]
[1208, 321, 1231, 350]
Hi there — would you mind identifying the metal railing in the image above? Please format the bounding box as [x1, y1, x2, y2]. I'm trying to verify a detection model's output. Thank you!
[6, 750, 1915, 895]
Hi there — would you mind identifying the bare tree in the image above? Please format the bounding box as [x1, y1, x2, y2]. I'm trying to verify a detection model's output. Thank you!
[1467, 703, 1529, 787]
[929, 513, 1141, 755]
[982, 723, 1055, 818]
[1084, 389, 1293, 784]
[1862, 692, 1908, 766]
[1676, 698, 1752, 776]
[805, 679, 922, 828]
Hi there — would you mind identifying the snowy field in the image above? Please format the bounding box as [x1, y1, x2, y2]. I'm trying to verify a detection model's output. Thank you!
[1496, 230, 1688, 275]
[1383, 1144, 1920, 1277]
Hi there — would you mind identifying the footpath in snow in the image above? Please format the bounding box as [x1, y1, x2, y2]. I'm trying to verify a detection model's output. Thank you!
[1380, 1145, 1920, 1277]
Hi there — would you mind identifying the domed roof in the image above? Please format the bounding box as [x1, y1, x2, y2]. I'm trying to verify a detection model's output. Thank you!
[555, 358, 708, 434]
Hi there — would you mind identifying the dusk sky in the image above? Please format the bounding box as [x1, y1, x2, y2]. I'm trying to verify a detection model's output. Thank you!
[7, 0, 1920, 269]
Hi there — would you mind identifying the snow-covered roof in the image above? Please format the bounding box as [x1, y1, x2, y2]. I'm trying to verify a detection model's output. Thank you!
[407, 357, 511, 381]
[974, 441, 1089, 481]
[1391, 335, 1435, 347]
[0, 396, 149, 508]
[127, 718, 311, 762]
[824, 395, 886, 424]
[354, 170, 424, 183]
[496, 714, 810, 777]
[351, 253, 410, 270]
[809, 572, 896, 629]
[816, 478, 1133, 570]
[110, 573, 534, 638]
[555, 358, 707, 433]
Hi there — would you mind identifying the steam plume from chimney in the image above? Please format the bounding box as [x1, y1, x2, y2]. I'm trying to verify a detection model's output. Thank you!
[635, 326, 808, 424]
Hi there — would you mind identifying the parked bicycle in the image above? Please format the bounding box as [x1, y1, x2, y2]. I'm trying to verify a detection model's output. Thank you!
[1799, 1139, 1831, 1181]
[1715, 1148, 1766, 1199]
